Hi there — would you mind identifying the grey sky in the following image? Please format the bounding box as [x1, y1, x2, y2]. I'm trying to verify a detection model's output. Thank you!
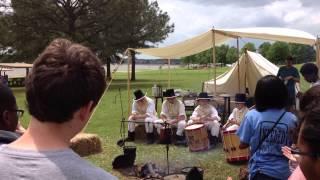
[154, 0, 320, 47]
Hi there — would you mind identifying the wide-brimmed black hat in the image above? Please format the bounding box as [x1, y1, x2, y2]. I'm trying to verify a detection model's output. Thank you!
[196, 92, 211, 100]
[134, 89, 146, 101]
[164, 89, 176, 98]
[235, 93, 246, 103]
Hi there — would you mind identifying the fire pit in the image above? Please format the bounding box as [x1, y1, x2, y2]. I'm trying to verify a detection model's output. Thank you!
[115, 162, 204, 180]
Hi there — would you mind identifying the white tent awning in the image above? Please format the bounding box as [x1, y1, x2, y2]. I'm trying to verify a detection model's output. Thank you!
[134, 27, 316, 59]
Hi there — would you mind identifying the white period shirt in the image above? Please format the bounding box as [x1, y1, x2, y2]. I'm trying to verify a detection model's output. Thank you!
[161, 99, 186, 119]
[190, 104, 221, 121]
[228, 107, 249, 125]
[132, 96, 157, 117]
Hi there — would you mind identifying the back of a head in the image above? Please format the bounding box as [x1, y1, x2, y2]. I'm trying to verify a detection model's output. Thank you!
[300, 63, 318, 76]
[299, 106, 320, 179]
[255, 75, 288, 112]
[25, 38, 106, 123]
[300, 86, 320, 113]
[0, 84, 17, 126]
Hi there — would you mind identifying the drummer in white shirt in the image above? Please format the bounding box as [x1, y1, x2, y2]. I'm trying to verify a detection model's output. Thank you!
[127, 89, 157, 144]
[188, 92, 221, 146]
[155, 89, 187, 145]
[223, 93, 249, 131]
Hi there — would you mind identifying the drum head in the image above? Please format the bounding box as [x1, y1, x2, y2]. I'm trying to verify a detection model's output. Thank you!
[223, 129, 237, 134]
[185, 124, 203, 130]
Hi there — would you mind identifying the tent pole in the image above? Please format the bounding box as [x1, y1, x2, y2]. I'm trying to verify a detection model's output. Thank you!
[316, 37, 320, 77]
[127, 50, 132, 117]
[237, 37, 240, 93]
[168, 58, 171, 88]
[244, 50, 248, 95]
[211, 29, 217, 96]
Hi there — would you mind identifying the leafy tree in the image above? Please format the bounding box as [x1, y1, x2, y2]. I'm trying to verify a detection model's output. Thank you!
[181, 55, 195, 69]
[289, 43, 315, 64]
[267, 41, 289, 64]
[0, 0, 174, 80]
[216, 44, 229, 65]
[258, 42, 271, 58]
[241, 42, 256, 53]
[226, 47, 238, 64]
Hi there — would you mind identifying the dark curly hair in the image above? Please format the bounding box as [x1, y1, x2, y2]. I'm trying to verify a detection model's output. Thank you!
[25, 38, 106, 123]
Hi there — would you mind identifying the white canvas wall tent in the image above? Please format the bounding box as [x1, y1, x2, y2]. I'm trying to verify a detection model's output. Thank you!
[203, 51, 279, 96]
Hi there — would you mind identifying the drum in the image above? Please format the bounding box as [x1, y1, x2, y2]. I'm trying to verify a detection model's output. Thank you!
[185, 124, 209, 152]
[159, 126, 172, 144]
[222, 129, 249, 162]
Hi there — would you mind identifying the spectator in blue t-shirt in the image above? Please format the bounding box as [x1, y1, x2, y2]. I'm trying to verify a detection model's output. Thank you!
[237, 75, 297, 180]
[276, 56, 300, 111]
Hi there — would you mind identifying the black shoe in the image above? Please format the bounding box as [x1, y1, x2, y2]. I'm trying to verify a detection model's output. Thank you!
[126, 131, 135, 142]
[209, 135, 218, 146]
[146, 133, 155, 144]
[175, 135, 187, 146]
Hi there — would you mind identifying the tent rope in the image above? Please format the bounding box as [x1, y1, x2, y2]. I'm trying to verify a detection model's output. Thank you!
[86, 50, 128, 128]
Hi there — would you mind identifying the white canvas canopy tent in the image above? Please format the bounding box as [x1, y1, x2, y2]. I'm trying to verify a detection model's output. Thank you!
[127, 27, 318, 113]
[130, 27, 318, 94]
[134, 27, 317, 58]
[203, 51, 279, 96]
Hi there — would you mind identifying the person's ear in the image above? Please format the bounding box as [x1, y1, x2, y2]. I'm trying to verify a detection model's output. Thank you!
[1, 110, 10, 126]
[78, 101, 94, 123]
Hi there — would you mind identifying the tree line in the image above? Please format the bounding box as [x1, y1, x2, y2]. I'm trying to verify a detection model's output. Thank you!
[182, 41, 316, 67]
[0, 0, 174, 80]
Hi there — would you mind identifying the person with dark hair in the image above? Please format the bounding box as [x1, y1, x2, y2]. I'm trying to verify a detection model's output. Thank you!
[0, 39, 117, 179]
[237, 75, 297, 180]
[0, 84, 24, 144]
[296, 63, 319, 99]
[285, 85, 320, 180]
[127, 89, 157, 144]
[300, 63, 320, 87]
[277, 56, 300, 110]
[294, 94, 320, 180]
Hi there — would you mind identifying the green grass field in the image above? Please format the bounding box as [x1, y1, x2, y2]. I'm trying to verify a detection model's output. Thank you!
[12, 65, 310, 180]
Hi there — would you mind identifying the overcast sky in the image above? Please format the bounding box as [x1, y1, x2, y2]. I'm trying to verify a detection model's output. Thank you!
[154, 0, 320, 47]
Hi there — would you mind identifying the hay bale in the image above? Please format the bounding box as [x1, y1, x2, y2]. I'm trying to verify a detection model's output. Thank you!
[70, 133, 102, 157]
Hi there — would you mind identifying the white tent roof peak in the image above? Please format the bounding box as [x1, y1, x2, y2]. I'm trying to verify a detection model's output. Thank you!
[204, 50, 279, 96]
[133, 27, 316, 59]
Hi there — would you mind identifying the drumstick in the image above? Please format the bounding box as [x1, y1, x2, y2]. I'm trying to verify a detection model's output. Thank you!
[249, 105, 256, 110]
[222, 121, 231, 129]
